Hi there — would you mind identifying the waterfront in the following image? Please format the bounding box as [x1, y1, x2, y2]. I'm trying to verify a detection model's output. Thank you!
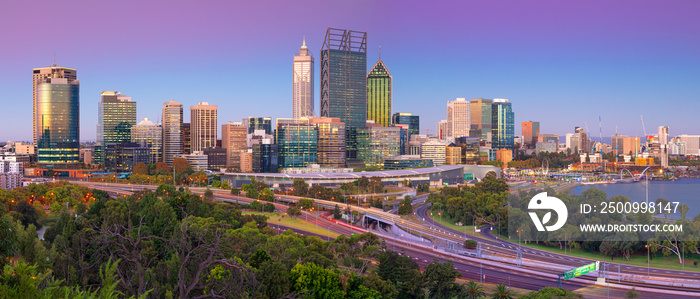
[569, 177, 700, 219]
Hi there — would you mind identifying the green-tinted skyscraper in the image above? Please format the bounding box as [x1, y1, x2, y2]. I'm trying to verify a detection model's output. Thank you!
[98, 91, 136, 145]
[276, 122, 318, 168]
[491, 99, 514, 150]
[97, 91, 136, 165]
[367, 50, 392, 127]
[36, 75, 80, 168]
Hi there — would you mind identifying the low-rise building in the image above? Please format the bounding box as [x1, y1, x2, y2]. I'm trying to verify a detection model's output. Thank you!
[175, 151, 209, 171]
[383, 155, 434, 170]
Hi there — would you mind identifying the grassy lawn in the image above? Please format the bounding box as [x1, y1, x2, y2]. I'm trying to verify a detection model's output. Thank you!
[509, 240, 700, 272]
[242, 211, 340, 238]
[428, 211, 479, 237]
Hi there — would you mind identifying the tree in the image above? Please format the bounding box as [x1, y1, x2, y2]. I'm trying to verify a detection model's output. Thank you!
[299, 198, 314, 210]
[256, 261, 289, 299]
[204, 189, 214, 201]
[14, 200, 39, 228]
[463, 240, 477, 250]
[424, 259, 462, 299]
[154, 162, 171, 175]
[624, 288, 640, 299]
[461, 280, 485, 299]
[491, 284, 514, 299]
[333, 205, 342, 220]
[398, 196, 413, 215]
[264, 202, 275, 213]
[292, 179, 309, 196]
[0, 216, 18, 270]
[133, 162, 149, 175]
[172, 158, 191, 175]
[220, 181, 231, 190]
[289, 263, 345, 299]
[287, 207, 301, 219]
[519, 287, 583, 299]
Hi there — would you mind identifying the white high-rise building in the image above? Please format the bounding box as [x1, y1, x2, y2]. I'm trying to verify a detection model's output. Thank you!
[190, 102, 218, 152]
[162, 100, 183, 166]
[446, 98, 469, 141]
[293, 37, 314, 119]
[677, 135, 700, 156]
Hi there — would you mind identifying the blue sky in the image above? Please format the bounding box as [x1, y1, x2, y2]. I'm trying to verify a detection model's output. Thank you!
[0, 0, 698, 141]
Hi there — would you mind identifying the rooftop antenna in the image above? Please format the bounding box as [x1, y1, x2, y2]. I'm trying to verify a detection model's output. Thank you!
[379, 43, 381, 60]
[52, 52, 56, 67]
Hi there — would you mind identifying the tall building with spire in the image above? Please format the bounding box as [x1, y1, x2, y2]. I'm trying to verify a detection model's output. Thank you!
[367, 46, 392, 127]
[320, 28, 367, 158]
[35, 65, 80, 168]
[293, 37, 314, 119]
[190, 102, 218, 152]
[162, 100, 183, 166]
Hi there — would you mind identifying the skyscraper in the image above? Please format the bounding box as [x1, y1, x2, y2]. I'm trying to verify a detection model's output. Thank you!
[320, 28, 367, 158]
[97, 91, 136, 146]
[293, 37, 314, 119]
[33, 65, 77, 145]
[221, 122, 247, 168]
[356, 126, 400, 169]
[245, 117, 272, 135]
[491, 99, 515, 150]
[36, 71, 80, 168]
[182, 123, 191, 154]
[470, 98, 493, 142]
[162, 100, 183, 166]
[447, 98, 470, 140]
[367, 49, 392, 127]
[276, 122, 318, 169]
[310, 117, 346, 168]
[190, 102, 218, 152]
[522, 121, 540, 148]
[392, 113, 419, 137]
[131, 118, 162, 164]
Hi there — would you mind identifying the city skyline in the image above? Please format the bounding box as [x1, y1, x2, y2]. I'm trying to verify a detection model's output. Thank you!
[1, 0, 699, 142]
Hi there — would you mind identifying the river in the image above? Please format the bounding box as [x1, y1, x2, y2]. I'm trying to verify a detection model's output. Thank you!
[569, 178, 700, 219]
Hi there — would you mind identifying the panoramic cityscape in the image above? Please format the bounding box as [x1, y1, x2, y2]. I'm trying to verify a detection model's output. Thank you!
[1, 1, 699, 298]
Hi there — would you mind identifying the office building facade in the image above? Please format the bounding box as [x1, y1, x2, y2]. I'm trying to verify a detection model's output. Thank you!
[392, 113, 419, 137]
[36, 76, 80, 168]
[33, 66, 77, 145]
[104, 143, 149, 173]
[310, 117, 346, 168]
[293, 38, 314, 119]
[97, 91, 136, 146]
[522, 121, 540, 148]
[470, 98, 493, 142]
[245, 117, 272, 135]
[222, 122, 248, 168]
[131, 118, 162, 164]
[190, 102, 218, 152]
[276, 123, 318, 169]
[162, 100, 183, 166]
[356, 126, 401, 169]
[491, 99, 514, 150]
[252, 143, 279, 173]
[447, 98, 470, 140]
[367, 56, 392, 127]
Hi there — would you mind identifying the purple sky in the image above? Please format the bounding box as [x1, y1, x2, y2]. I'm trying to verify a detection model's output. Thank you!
[1, 0, 698, 142]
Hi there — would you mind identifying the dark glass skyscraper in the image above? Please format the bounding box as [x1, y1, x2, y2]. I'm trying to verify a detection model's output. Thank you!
[36, 76, 80, 168]
[246, 117, 272, 135]
[491, 99, 515, 150]
[321, 28, 367, 158]
[276, 123, 318, 168]
[392, 113, 419, 137]
[252, 143, 278, 173]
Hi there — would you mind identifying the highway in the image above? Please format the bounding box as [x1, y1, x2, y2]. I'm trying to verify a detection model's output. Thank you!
[73, 181, 699, 298]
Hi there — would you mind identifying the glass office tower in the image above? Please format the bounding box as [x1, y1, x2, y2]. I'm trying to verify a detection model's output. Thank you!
[276, 123, 318, 168]
[492, 99, 515, 150]
[162, 100, 183, 166]
[310, 117, 346, 168]
[392, 113, 419, 137]
[97, 91, 136, 145]
[470, 98, 493, 142]
[320, 28, 367, 158]
[367, 56, 392, 127]
[33, 66, 77, 145]
[131, 118, 162, 164]
[356, 126, 400, 169]
[36, 77, 80, 167]
[252, 143, 278, 173]
[246, 117, 272, 135]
